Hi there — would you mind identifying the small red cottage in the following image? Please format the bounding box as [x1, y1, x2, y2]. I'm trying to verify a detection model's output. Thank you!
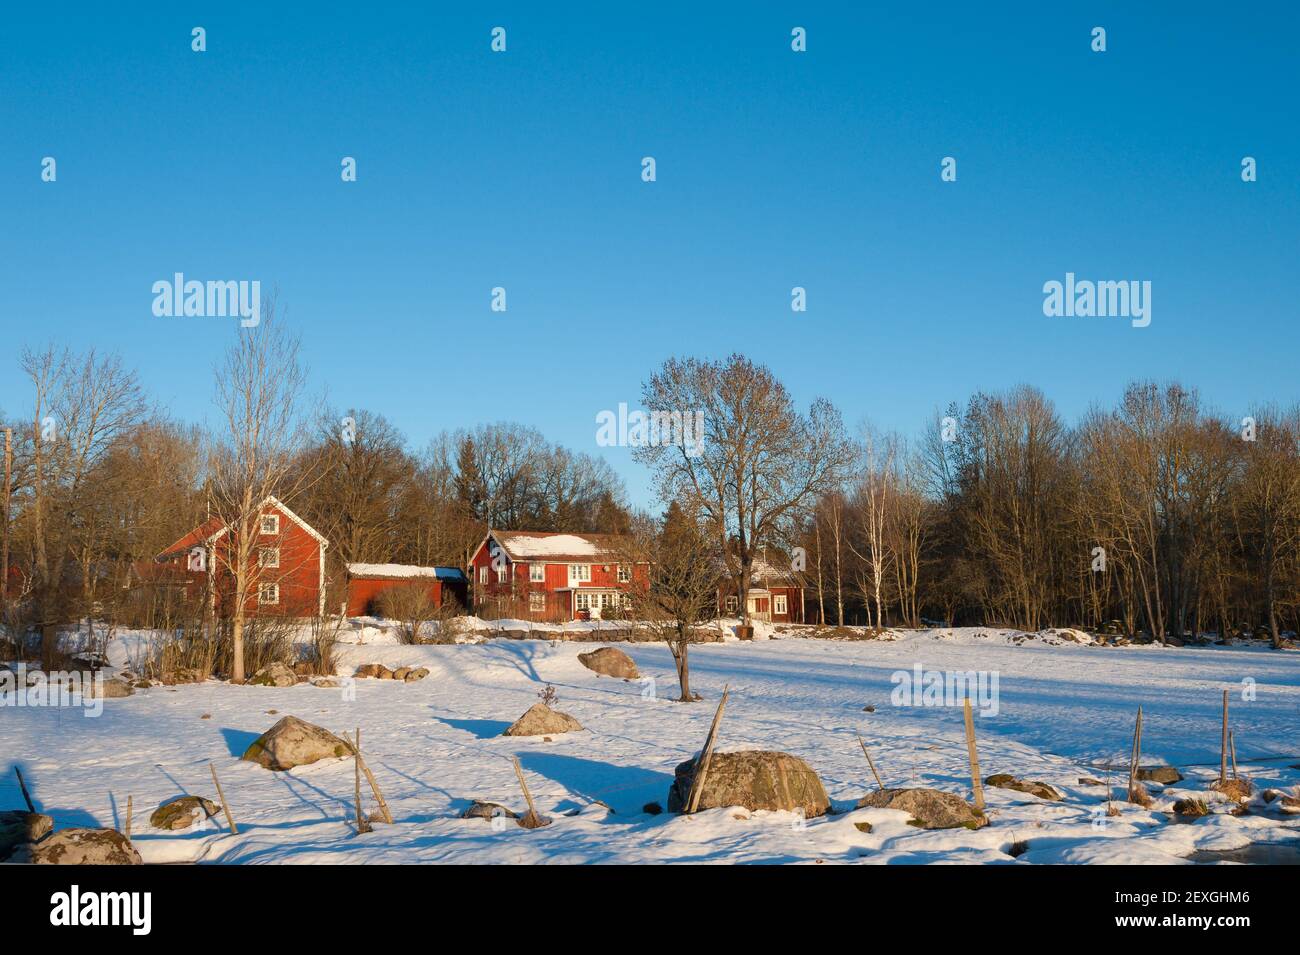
[469, 530, 645, 621]
[344, 563, 468, 617]
[148, 496, 328, 618]
[718, 556, 805, 623]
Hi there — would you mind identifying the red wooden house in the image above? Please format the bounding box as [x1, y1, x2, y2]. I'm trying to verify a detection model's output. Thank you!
[344, 563, 468, 617]
[146, 496, 328, 618]
[717, 555, 806, 623]
[469, 530, 645, 621]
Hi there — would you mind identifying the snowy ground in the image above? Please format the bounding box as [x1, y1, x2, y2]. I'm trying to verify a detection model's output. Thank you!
[4, 625, 1300, 864]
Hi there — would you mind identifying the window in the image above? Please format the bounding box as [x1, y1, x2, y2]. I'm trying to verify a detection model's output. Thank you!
[575, 592, 591, 611]
[258, 583, 279, 605]
[568, 564, 591, 585]
[258, 546, 280, 568]
[599, 592, 616, 611]
[496, 564, 508, 584]
[617, 564, 631, 583]
[478, 566, 488, 585]
[260, 514, 280, 535]
[529, 563, 545, 583]
[529, 592, 546, 612]
[774, 594, 788, 615]
[725, 595, 738, 613]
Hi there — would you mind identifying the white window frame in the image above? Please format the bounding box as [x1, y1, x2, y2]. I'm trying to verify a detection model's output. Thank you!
[258, 582, 280, 605]
[568, 564, 591, 586]
[529, 563, 545, 583]
[575, 592, 591, 611]
[725, 595, 738, 613]
[496, 563, 508, 584]
[478, 566, 488, 585]
[258, 546, 280, 568]
[616, 564, 631, 583]
[260, 514, 280, 535]
[529, 591, 546, 612]
[774, 594, 788, 615]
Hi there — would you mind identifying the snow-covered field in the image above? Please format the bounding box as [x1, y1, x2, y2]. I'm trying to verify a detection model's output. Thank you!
[4, 626, 1300, 864]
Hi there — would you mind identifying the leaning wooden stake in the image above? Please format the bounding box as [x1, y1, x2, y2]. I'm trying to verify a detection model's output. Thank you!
[125, 795, 133, 841]
[1229, 730, 1239, 780]
[511, 756, 548, 829]
[348, 728, 393, 825]
[858, 736, 884, 791]
[1127, 705, 1144, 801]
[14, 767, 35, 813]
[686, 685, 730, 814]
[353, 736, 372, 834]
[1219, 690, 1229, 785]
[963, 697, 985, 811]
[209, 762, 239, 834]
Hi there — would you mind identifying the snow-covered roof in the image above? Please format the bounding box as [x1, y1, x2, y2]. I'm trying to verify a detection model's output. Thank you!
[488, 530, 626, 562]
[346, 563, 466, 581]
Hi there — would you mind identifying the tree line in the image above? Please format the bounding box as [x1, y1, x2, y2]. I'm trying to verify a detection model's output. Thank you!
[2, 320, 1296, 675]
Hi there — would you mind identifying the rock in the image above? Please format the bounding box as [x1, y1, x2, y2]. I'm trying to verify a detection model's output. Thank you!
[90, 678, 134, 698]
[1262, 788, 1282, 803]
[241, 715, 352, 771]
[26, 828, 142, 865]
[249, 662, 296, 688]
[150, 796, 221, 831]
[354, 664, 393, 679]
[404, 668, 429, 683]
[503, 703, 583, 737]
[1077, 777, 1105, 787]
[312, 678, 339, 688]
[577, 647, 640, 679]
[854, 820, 873, 833]
[642, 802, 663, 815]
[1, 811, 54, 860]
[666, 751, 829, 817]
[1279, 795, 1300, 814]
[1135, 765, 1183, 785]
[862, 705, 876, 713]
[1172, 797, 1209, 818]
[985, 773, 1062, 801]
[461, 801, 518, 820]
[392, 667, 412, 682]
[855, 788, 988, 830]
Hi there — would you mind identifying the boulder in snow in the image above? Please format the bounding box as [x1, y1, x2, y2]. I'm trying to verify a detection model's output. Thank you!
[1, 811, 54, 860]
[150, 795, 221, 831]
[578, 647, 640, 680]
[25, 828, 142, 865]
[354, 663, 394, 679]
[666, 751, 829, 817]
[985, 774, 1062, 801]
[404, 667, 429, 683]
[503, 703, 583, 737]
[242, 715, 352, 771]
[856, 788, 988, 830]
[249, 662, 296, 687]
[461, 801, 518, 821]
[1135, 765, 1183, 785]
[89, 677, 134, 698]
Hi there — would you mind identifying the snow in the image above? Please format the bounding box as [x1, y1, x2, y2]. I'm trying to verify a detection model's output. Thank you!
[3, 627, 1299, 864]
[345, 563, 465, 580]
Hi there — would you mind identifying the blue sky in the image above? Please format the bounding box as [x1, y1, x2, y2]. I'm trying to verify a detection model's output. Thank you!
[3, 3, 1296, 505]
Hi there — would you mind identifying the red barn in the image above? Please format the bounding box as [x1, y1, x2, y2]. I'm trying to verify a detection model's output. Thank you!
[469, 530, 646, 621]
[344, 563, 468, 617]
[148, 496, 328, 618]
